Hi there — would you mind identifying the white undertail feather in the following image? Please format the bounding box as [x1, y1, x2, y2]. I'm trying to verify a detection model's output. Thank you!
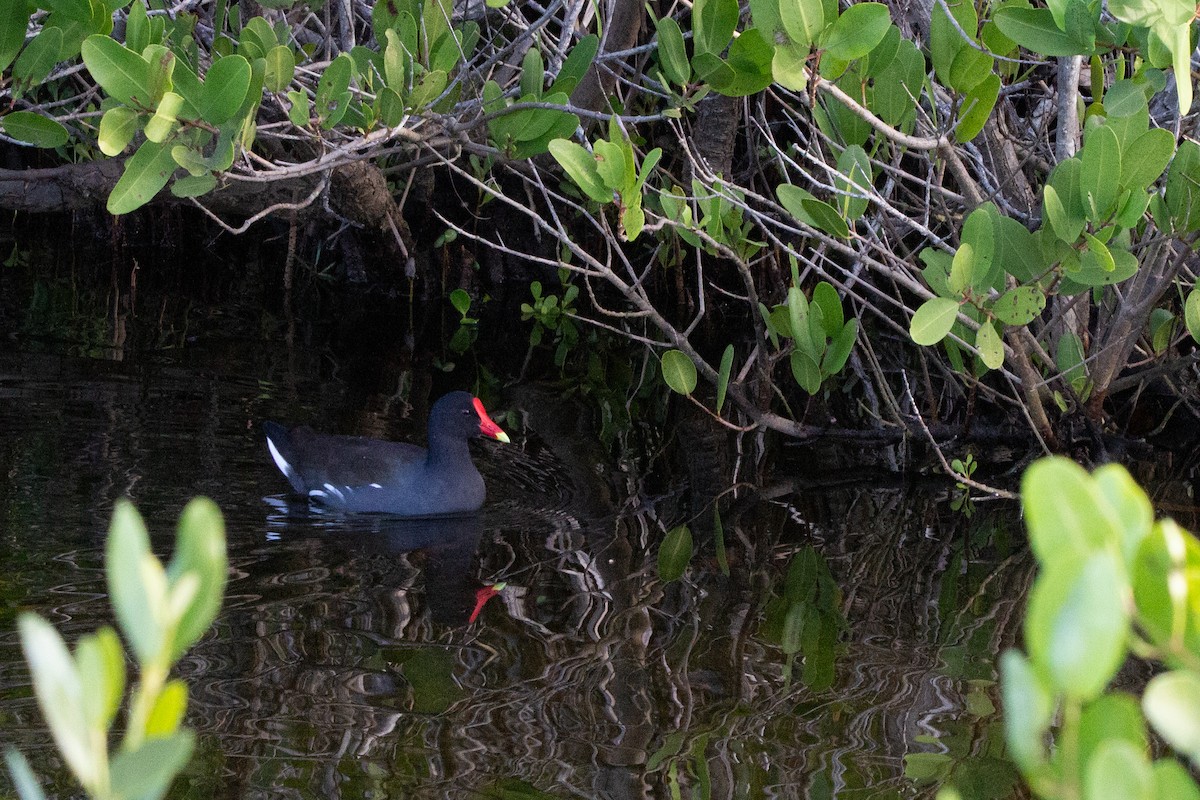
[266, 436, 296, 484]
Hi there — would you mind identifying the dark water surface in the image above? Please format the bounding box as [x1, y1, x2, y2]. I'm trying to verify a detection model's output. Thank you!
[0, 245, 1049, 799]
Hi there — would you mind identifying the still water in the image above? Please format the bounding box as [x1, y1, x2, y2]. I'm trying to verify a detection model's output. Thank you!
[0, 246, 1037, 799]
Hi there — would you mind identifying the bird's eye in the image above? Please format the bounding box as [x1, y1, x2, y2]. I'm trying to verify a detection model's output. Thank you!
[462, 409, 471, 415]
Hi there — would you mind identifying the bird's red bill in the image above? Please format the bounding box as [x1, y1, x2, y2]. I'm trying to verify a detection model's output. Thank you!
[473, 397, 510, 443]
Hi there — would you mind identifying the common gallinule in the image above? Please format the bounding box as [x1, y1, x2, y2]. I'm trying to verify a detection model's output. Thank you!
[264, 392, 510, 516]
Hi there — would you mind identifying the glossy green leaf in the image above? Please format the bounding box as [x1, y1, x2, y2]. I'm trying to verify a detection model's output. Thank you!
[772, 41, 809, 91]
[992, 286, 1046, 326]
[834, 144, 871, 220]
[655, 17, 690, 87]
[1044, 184, 1085, 243]
[1151, 759, 1200, 800]
[993, 6, 1090, 55]
[1166, 140, 1200, 233]
[975, 320, 1004, 369]
[109, 732, 195, 800]
[1057, 330, 1089, 392]
[1185, 290, 1200, 343]
[108, 136, 173, 213]
[713, 27, 775, 97]
[929, 0, 976, 86]
[661, 349, 698, 395]
[520, 46, 545, 99]
[1132, 520, 1200, 662]
[1000, 649, 1053, 771]
[1145, 670, 1200, 765]
[1085, 739, 1153, 800]
[1121, 127, 1174, 189]
[947, 43, 992, 94]
[315, 52, 353, 128]
[812, 281, 844, 336]
[790, 349, 822, 393]
[0, 2, 35, 74]
[658, 525, 693, 582]
[145, 679, 189, 737]
[910, 297, 960, 345]
[143, 90, 182, 143]
[549, 34, 598, 96]
[104, 499, 164, 657]
[693, 0, 738, 56]
[1080, 693, 1147, 772]
[263, 45, 295, 93]
[823, 319, 857, 375]
[955, 72, 999, 143]
[4, 748, 48, 800]
[1025, 548, 1129, 699]
[1, 112, 70, 149]
[81, 34, 155, 107]
[75, 627, 124, 732]
[1021, 457, 1113, 563]
[593, 139, 626, 190]
[1079, 125, 1122, 220]
[548, 140, 611, 203]
[17, 614, 95, 786]
[97, 105, 138, 156]
[779, 0, 824, 47]
[716, 344, 734, 413]
[171, 173, 217, 198]
[167, 497, 227, 660]
[13, 27, 64, 89]
[776, 184, 851, 238]
[821, 3, 891, 62]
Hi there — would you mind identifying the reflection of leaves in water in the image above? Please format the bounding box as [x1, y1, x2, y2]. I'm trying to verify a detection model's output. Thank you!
[759, 546, 848, 690]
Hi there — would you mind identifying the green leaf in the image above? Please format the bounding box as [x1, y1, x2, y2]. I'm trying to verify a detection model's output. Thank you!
[108, 138, 176, 214]
[143, 90, 182, 143]
[549, 34, 599, 96]
[1044, 184, 1085, 243]
[263, 45, 295, 93]
[1120, 127, 1174, 190]
[105, 499, 164, 660]
[929, 0, 976, 86]
[716, 344, 734, 413]
[693, 0, 739, 56]
[145, 679, 189, 737]
[170, 173, 217, 198]
[955, 72, 999, 143]
[81, 34, 155, 107]
[109, 732, 195, 800]
[1152, 759, 1200, 800]
[820, 3, 891, 62]
[1145, 670, 1200, 765]
[1167, 139, 1200, 232]
[1021, 457, 1117, 565]
[1080, 693, 1148, 772]
[658, 525, 693, 582]
[812, 281, 844, 336]
[790, 349, 822, 393]
[0, 2, 35, 75]
[98, 106, 138, 156]
[661, 349, 698, 394]
[713, 26, 775, 97]
[1, 112, 70, 148]
[125, 0, 149, 52]
[17, 615, 96, 787]
[992, 286, 1046, 325]
[787, 285, 817, 356]
[520, 46, 545, 99]
[548, 140, 611, 203]
[910, 297, 960, 345]
[771, 41, 810, 91]
[834, 144, 871, 220]
[1085, 739, 1153, 800]
[1079, 124, 1122, 220]
[655, 17, 691, 86]
[993, 6, 1090, 56]
[776, 184, 851, 238]
[592, 139, 626, 190]
[315, 52, 353, 128]
[1000, 649, 1053, 771]
[75, 627, 124, 731]
[947, 42, 992, 93]
[167, 497, 226, 660]
[1185, 290, 1200, 343]
[779, 0, 825, 47]
[13, 27, 64, 89]
[1025, 548, 1129, 699]
[4, 748, 48, 800]
[823, 319, 857, 375]
[975, 320, 1004, 369]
